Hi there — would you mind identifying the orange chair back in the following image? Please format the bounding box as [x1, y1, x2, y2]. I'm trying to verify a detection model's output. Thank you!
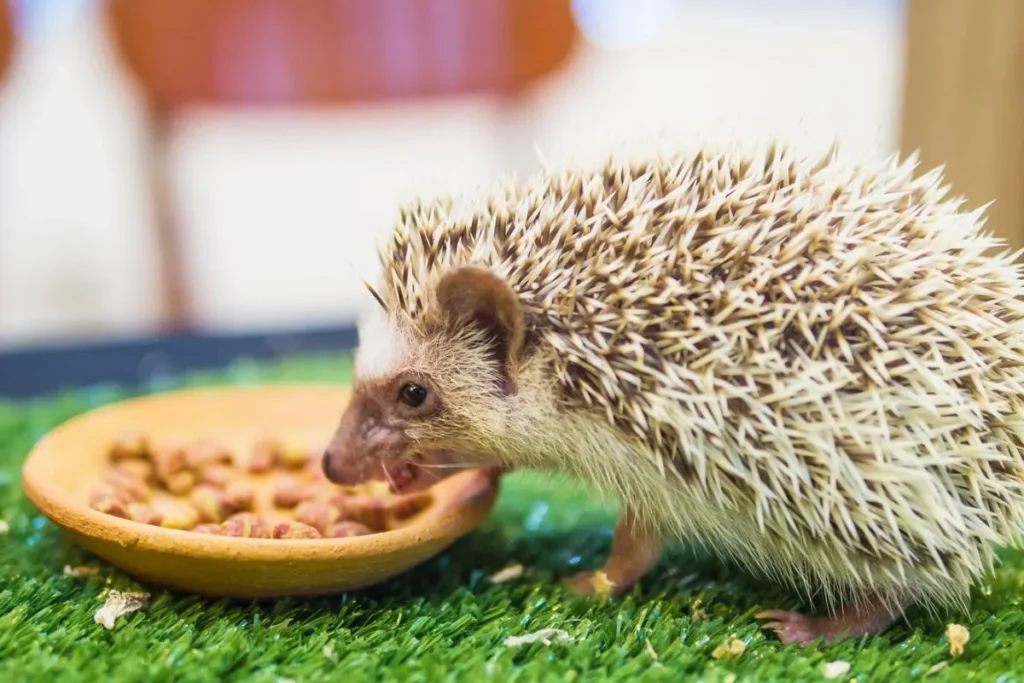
[0, 4, 12, 82]
[105, 0, 579, 109]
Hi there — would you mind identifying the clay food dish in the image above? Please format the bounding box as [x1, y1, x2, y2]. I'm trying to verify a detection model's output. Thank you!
[21, 385, 499, 598]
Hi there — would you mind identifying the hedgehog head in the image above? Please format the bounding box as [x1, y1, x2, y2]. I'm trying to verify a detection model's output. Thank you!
[322, 266, 524, 493]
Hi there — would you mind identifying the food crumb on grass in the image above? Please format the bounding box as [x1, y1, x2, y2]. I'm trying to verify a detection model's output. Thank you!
[711, 637, 746, 660]
[503, 629, 573, 647]
[488, 563, 524, 583]
[93, 590, 150, 630]
[823, 661, 851, 679]
[946, 623, 969, 657]
[592, 570, 616, 598]
[644, 640, 658, 660]
[63, 565, 99, 578]
[0, 519, 8, 534]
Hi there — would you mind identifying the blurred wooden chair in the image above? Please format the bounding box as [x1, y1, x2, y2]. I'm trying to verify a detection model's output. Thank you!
[0, 1, 11, 82]
[103, 0, 579, 330]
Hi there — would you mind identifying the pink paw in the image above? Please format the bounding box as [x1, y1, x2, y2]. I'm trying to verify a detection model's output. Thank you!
[756, 610, 824, 646]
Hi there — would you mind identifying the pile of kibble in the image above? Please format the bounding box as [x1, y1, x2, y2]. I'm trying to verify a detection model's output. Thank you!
[87, 433, 427, 539]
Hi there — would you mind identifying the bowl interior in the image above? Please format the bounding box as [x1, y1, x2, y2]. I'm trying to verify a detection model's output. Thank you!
[21, 384, 498, 598]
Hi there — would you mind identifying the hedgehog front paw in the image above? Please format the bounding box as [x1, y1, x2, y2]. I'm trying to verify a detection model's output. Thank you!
[756, 610, 823, 646]
[561, 571, 623, 597]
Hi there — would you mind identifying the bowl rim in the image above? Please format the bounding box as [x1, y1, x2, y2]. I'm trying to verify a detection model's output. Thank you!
[21, 383, 496, 562]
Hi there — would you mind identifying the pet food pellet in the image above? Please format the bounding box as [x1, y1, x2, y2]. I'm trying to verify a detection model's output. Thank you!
[294, 500, 341, 534]
[220, 513, 272, 538]
[272, 521, 323, 539]
[272, 475, 310, 508]
[222, 482, 254, 512]
[249, 439, 281, 473]
[184, 439, 234, 468]
[279, 443, 311, 470]
[164, 470, 197, 496]
[190, 485, 231, 524]
[103, 469, 152, 502]
[327, 521, 373, 538]
[158, 502, 199, 530]
[108, 431, 149, 460]
[89, 491, 129, 519]
[198, 463, 235, 489]
[126, 503, 164, 526]
[112, 459, 156, 485]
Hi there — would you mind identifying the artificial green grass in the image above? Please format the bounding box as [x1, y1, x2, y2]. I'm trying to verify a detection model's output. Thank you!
[2, 354, 1024, 682]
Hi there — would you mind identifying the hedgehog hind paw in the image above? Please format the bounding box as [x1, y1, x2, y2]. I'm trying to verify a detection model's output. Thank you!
[756, 610, 827, 646]
[756, 598, 903, 646]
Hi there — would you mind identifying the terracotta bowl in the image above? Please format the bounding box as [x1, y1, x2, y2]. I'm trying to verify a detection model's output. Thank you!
[21, 385, 499, 598]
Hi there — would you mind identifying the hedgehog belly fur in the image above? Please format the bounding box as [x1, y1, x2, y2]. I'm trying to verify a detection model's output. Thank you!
[375, 143, 1024, 612]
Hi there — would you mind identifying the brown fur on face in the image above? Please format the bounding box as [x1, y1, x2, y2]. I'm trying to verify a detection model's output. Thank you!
[322, 266, 524, 492]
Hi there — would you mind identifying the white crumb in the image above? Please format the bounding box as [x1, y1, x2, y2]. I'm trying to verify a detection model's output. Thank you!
[503, 628, 573, 647]
[488, 564, 524, 583]
[823, 661, 851, 679]
[0, 520, 8, 534]
[93, 590, 150, 630]
[322, 643, 337, 661]
[63, 565, 99, 578]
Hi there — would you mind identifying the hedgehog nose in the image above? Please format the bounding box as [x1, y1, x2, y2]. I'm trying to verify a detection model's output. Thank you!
[322, 450, 336, 482]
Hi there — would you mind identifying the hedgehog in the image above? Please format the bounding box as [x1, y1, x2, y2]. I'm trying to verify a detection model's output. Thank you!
[320, 142, 1024, 645]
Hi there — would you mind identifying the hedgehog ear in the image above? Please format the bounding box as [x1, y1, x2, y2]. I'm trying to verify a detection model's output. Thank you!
[435, 266, 524, 395]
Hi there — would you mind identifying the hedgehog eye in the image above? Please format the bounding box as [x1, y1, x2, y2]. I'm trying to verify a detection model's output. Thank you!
[399, 383, 428, 408]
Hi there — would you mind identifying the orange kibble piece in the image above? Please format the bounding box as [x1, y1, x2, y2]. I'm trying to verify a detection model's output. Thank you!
[279, 443, 311, 470]
[164, 470, 197, 495]
[272, 522, 323, 539]
[273, 475, 310, 508]
[112, 459, 156, 486]
[220, 514, 272, 538]
[152, 445, 189, 483]
[327, 521, 373, 538]
[249, 439, 281, 473]
[198, 464, 235, 489]
[89, 489, 129, 518]
[185, 439, 234, 468]
[388, 492, 431, 522]
[294, 500, 341, 534]
[108, 431, 150, 461]
[193, 523, 222, 534]
[222, 482, 254, 512]
[159, 503, 200, 530]
[126, 503, 164, 526]
[103, 468, 152, 502]
[341, 495, 387, 531]
[190, 485, 230, 524]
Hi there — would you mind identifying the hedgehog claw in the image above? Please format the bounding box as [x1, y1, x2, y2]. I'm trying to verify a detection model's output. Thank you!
[756, 596, 904, 645]
[756, 610, 821, 646]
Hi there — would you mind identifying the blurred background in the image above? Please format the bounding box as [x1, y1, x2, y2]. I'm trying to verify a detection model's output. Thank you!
[0, 0, 1019, 391]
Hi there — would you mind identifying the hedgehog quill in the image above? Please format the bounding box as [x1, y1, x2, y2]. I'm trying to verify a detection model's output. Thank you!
[321, 143, 1024, 645]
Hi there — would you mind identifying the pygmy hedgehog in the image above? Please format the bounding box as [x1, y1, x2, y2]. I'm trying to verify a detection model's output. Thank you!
[321, 143, 1024, 645]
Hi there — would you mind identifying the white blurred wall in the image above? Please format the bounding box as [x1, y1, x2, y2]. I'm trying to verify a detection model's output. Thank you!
[0, 0, 906, 347]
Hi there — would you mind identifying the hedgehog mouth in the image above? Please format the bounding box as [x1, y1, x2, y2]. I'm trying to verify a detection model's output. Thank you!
[385, 460, 419, 493]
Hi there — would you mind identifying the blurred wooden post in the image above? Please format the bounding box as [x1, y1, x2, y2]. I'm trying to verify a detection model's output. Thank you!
[899, 0, 1024, 252]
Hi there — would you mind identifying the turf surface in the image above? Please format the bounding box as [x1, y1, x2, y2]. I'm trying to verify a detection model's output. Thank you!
[2, 355, 1023, 681]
